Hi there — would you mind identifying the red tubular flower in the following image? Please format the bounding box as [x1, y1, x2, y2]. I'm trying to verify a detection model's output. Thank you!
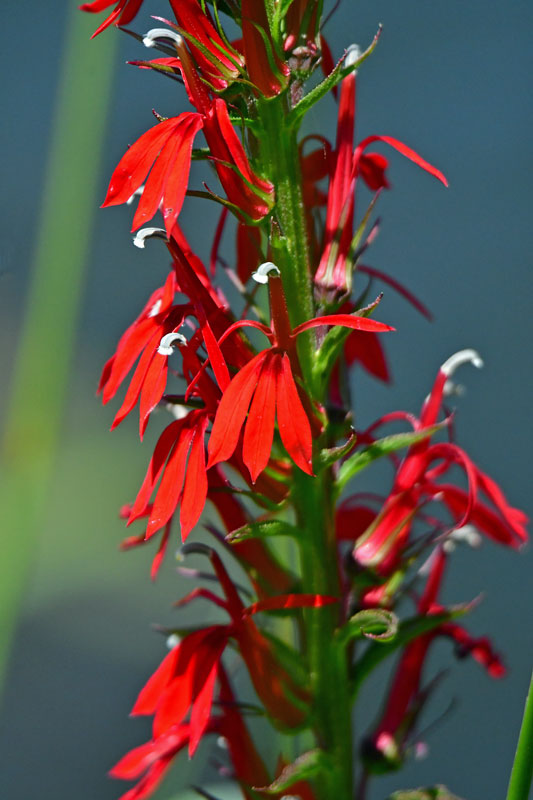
[241, 0, 290, 97]
[207, 272, 393, 481]
[80, 0, 144, 38]
[365, 547, 505, 770]
[102, 113, 204, 235]
[351, 350, 527, 573]
[283, 0, 320, 51]
[169, 0, 244, 90]
[98, 271, 191, 437]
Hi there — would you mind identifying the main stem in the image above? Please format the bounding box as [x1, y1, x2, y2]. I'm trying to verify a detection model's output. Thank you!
[257, 94, 354, 800]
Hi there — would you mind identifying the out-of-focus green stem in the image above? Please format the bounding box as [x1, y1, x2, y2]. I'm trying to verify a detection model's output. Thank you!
[506, 670, 533, 800]
[0, 10, 117, 691]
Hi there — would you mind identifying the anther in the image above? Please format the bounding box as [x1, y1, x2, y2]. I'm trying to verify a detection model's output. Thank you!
[142, 28, 184, 49]
[127, 185, 144, 205]
[441, 348, 483, 378]
[166, 633, 180, 650]
[251, 261, 281, 284]
[132, 227, 167, 248]
[345, 44, 362, 68]
[157, 332, 187, 356]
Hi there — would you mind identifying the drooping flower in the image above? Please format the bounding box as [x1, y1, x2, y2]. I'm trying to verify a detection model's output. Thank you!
[102, 112, 204, 236]
[207, 268, 394, 481]
[351, 350, 528, 573]
[364, 546, 505, 772]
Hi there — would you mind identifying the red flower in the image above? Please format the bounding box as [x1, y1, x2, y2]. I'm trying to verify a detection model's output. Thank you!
[366, 546, 505, 770]
[80, 0, 145, 38]
[98, 271, 191, 437]
[169, 0, 244, 91]
[351, 350, 528, 573]
[241, 0, 290, 96]
[102, 113, 204, 236]
[207, 271, 393, 481]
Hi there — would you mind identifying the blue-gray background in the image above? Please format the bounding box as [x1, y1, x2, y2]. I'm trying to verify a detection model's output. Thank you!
[1, 1, 532, 799]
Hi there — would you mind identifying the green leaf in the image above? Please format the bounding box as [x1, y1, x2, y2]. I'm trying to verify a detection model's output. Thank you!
[226, 519, 301, 543]
[388, 786, 465, 800]
[351, 605, 470, 698]
[339, 608, 398, 645]
[288, 26, 382, 129]
[254, 749, 329, 793]
[336, 424, 444, 494]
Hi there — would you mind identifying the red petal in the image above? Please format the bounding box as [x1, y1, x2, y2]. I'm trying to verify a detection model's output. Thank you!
[150, 519, 172, 581]
[179, 414, 209, 540]
[293, 313, 394, 336]
[242, 352, 277, 482]
[188, 657, 220, 757]
[146, 423, 196, 537]
[344, 330, 390, 383]
[139, 354, 167, 439]
[102, 318, 157, 404]
[275, 354, 313, 475]
[102, 118, 181, 207]
[243, 593, 338, 617]
[128, 420, 183, 523]
[353, 135, 448, 187]
[110, 329, 162, 430]
[131, 645, 180, 716]
[207, 351, 268, 468]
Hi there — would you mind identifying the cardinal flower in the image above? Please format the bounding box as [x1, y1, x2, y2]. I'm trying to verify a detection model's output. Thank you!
[351, 350, 528, 573]
[206, 266, 393, 481]
[241, 0, 290, 96]
[365, 546, 505, 771]
[102, 112, 204, 236]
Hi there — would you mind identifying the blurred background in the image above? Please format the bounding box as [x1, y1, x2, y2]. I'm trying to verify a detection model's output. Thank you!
[1, 1, 532, 799]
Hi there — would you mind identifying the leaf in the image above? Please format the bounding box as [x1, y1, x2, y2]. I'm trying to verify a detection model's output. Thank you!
[226, 518, 301, 543]
[288, 26, 382, 129]
[336, 425, 444, 494]
[351, 605, 470, 698]
[339, 608, 398, 645]
[254, 749, 329, 793]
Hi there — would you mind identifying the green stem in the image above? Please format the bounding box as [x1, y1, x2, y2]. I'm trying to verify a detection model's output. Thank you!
[256, 95, 316, 388]
[506, 670, 533, 800]
[255, 91, 353, 798]
[293, 471, 353, 800]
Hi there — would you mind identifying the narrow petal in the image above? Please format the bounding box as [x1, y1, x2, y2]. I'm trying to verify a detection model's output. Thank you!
[128, 420, 184, 523]
[179, 414, 209, 539]
[275, 353, 313, 475]
[293, 313, 394, 336]
[353, 135, 448, 187]
[207, 351, 268, 468]
[131, 645, 180, 716]
[110, 329, 162, 430]
[242, 352, 277, 482]
[102, 118, 181, 207]
[146, 424, 196, 538]
[139, 354, 167, 439]
[243, 594, 338, 617]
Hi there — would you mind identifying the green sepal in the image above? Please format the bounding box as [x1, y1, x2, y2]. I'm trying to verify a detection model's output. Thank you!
[254, 749, 331, 793]
[316, 429, 357, 471]
[336, 424, 445, 495]
[288, 26, 382, 130]
[351, 604, 470, 698]
[338, 608, 398, 646]
[226, 518, 302, 543]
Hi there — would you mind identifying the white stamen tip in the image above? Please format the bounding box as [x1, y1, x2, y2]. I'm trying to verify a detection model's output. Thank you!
[443, 524, 482, 554]
[133, 227, 167, 249]
[166, 633, 180, 650]
[251, 261, 280, 284]
[443, 379, 465, 398]
[216, 736, 229, 750]
[143, 28, 183, 49]
[127, 185, 145, 205]
[345, 44, 362, 68]
[167, 403, 189, 420]
[158, 332, 187, 356]
[441, 348, 483, 378]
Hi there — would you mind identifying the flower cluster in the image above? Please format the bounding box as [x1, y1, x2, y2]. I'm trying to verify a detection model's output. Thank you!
[82, 2, 528, 799]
